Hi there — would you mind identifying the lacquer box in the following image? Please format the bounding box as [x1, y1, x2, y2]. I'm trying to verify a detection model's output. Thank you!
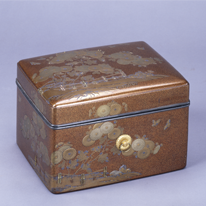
[16, 41, 190, 194]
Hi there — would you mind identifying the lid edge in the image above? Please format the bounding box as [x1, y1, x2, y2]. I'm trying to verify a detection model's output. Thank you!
[16, 79, 190, 130]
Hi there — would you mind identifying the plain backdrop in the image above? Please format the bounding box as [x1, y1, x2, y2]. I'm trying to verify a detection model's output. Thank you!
[0, 1, 206, 206]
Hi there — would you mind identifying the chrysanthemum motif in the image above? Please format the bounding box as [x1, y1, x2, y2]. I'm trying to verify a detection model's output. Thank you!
[96, 105, 111, 117]
[59, 145, 71, 153]
[55, 142, 64, 148]
[93, 123, 102, 129]
[90, 128, 103, 140]
[144, 140, 155, 152]
[82, 135, 95, 147]
[51, 151, 63, 165]
[63, 148, 77, 161]
[110, 103, 122, 115]
[122, 147, 134, 156]
[132, 139, 145, 151]
[138, 147, 150, 159]
[100, 122, 114, 134]
[108, 128, 122, 140]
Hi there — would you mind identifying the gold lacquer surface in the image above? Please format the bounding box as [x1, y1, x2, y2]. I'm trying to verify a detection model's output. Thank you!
[17, 41, 189, 125]
[18, 41, 188, 106]
[16, 41, 189, 194]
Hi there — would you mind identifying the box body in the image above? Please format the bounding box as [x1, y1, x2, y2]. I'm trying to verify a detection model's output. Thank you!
[16, 41, 189, 193]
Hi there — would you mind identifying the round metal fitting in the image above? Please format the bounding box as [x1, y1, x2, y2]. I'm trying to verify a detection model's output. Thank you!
[116, 134, 132, 151]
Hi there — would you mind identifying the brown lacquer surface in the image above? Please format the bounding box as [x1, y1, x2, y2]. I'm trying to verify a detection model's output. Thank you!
[16, 41, 189, 193]
[17, 87, 188, 193]
[17, 41, 189, 125]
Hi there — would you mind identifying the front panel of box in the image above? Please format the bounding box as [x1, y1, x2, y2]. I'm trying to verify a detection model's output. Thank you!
[17, 87, 188, 193]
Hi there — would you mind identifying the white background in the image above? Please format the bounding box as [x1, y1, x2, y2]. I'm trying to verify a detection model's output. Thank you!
[0, 1, 206, 205]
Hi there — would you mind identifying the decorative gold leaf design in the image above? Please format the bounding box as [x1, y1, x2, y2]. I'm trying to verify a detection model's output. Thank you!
[81, 75, 94, 81]
[106, 51, 156, 67]
[138, 147, 150, 159]
[55, 142, 64, 148]
[30, 62, 41, 65]
[98, 153, 108, 163]
[111, 145, 121, 155]
[76, 151, 89, 162]
[63, 148, 77, 161]
[64, 142, 73, 147]
[99, 136, 107, 144]
[164, 119, 171, 130]
[152, 119, 161, 127]
[58, 160, 66, 169]
[33, 66, 72, 83]
[122, 102, 128, 111]
[96, 105, 111, 117]
[154, 58, 163, 63]
[137, 47, 145, 50]
[51, 151, 62, 165]
[48, 50, 104, 65]
[81, 163, 91, 173]
[91, 146, 102, 152]
[153, 145, 161, 154]
[32, 73, 37, 80]
[31, 141, 36, 152]
[89, 109, 92, 117]
[68, 159, 78, 170]
[134, 134, 141, 139]
[110, 103, 122, 115]
[22, 115, 31, 139]
[83, 59, 97, 65]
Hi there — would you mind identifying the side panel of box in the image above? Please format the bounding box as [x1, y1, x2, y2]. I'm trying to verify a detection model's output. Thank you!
[16, 87, 53, 191]
[49, 106, 188, 193]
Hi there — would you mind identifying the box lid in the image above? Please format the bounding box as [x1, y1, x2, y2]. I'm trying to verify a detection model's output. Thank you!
[17, 41, 189, 127]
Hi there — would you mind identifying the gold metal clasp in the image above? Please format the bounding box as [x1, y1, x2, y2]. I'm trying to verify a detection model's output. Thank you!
[116, 134, 132, 151]
[103, 167, 107, 177]
[80, 174, 85, 185]
[58, 173, 62, 184]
